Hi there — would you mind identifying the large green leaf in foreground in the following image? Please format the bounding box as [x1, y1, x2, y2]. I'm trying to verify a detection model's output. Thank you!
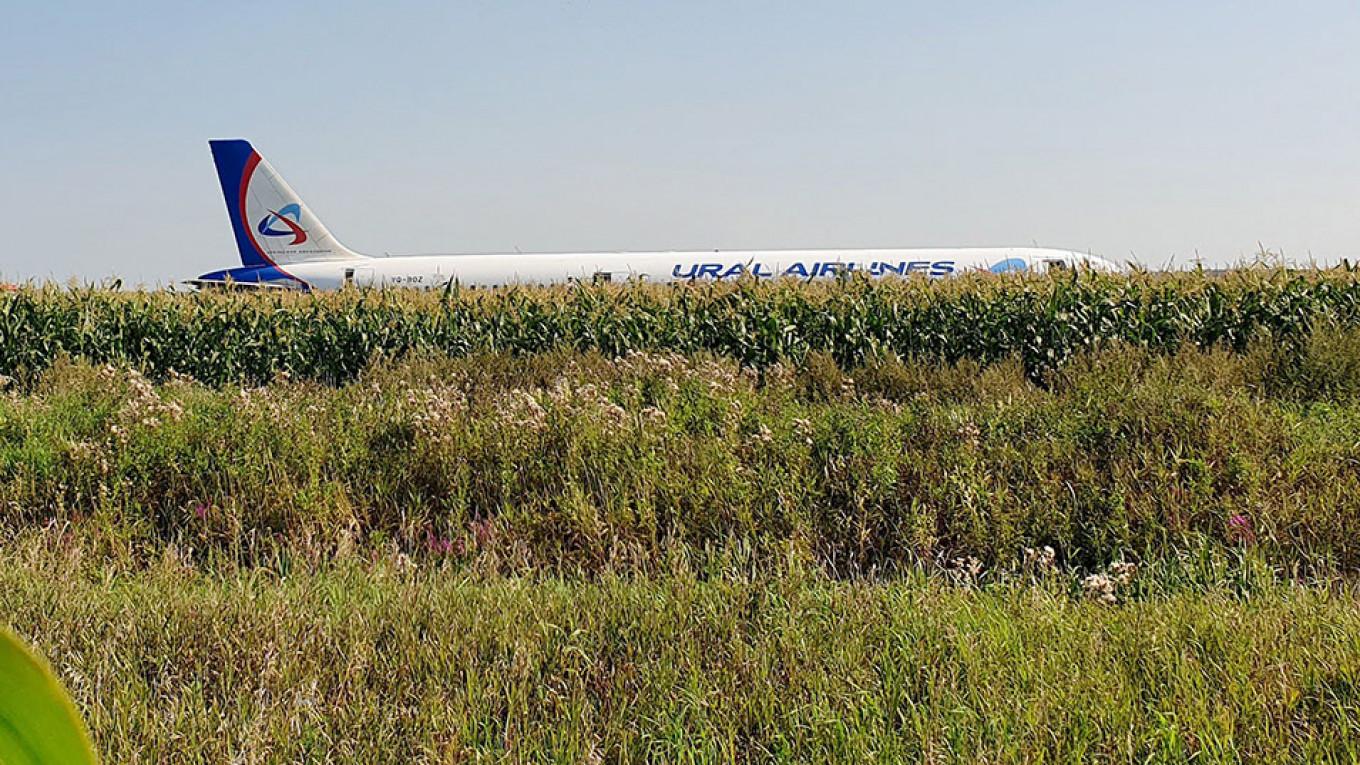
[0, 628, 96, 765]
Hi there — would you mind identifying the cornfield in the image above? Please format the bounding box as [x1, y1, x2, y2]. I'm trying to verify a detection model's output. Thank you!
[2, 268, 1358, 384]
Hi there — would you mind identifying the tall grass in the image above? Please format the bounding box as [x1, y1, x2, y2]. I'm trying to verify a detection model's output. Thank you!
[3, 532, 1357, 764]
[2, 269, 1358, 385]
[3, 327, 1358, 575]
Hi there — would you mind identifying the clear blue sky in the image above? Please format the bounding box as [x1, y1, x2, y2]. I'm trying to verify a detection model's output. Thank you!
[2, 1, 1357, 284]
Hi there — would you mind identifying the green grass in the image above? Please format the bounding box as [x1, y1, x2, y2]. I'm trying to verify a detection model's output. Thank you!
[3, 532, 1357, 763]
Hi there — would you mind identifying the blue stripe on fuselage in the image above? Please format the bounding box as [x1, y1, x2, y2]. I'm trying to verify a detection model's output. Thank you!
[194, 266, 306, 288]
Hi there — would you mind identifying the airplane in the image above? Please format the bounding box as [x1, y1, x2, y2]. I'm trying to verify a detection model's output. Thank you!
[191, 139, 1120, 291]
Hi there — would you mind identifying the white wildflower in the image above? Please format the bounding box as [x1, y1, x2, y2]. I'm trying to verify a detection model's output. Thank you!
[752, 423, 773, 445]
[1023, 545, 1056, 571]
[1110, 561, 1137, 586]
[641, 406, 667, 426]
[1082, 573, 1117, 605]
[948, 555, 983, 585]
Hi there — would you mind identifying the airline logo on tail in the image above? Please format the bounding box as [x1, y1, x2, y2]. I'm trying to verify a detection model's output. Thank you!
[257, 203, 308, 245]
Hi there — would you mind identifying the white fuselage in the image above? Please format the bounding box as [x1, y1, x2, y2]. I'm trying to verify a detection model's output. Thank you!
[274, 247, 1114, 290]
[200, 139, 1120, 291]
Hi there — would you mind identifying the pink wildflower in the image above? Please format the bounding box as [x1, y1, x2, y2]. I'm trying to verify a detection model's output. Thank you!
[1227, 514, 1255, 545]
[470, 518, 495, 548]
[424, 528, 454, 555]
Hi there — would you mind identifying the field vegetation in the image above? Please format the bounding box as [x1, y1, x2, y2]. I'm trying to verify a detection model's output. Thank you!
[1, 271, 1359, 762]
[1, 268, 1357, 384]
[6, 538, 1359, 763]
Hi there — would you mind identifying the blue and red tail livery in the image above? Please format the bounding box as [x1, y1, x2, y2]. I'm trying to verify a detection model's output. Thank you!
[207, 139, 361, 288]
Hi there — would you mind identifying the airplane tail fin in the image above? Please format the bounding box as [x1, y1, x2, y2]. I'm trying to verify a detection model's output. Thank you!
[209, 139, 365, 268]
